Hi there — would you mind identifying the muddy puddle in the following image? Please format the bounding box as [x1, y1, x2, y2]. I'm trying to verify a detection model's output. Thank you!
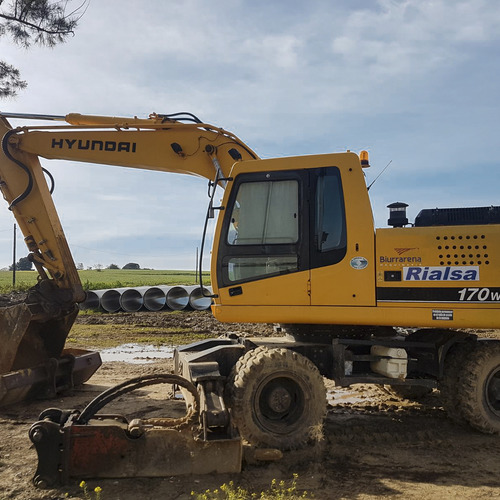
[100, 343, 175, 363]
[327, 387, 371, 405]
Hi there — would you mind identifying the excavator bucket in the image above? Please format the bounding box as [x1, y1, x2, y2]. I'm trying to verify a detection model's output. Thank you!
[0, 301, 101, 406]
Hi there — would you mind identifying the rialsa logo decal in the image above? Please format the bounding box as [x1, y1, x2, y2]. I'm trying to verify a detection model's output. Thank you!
[403, 266, 479, 281]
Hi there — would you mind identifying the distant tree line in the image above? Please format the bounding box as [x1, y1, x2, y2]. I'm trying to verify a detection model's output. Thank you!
[8, 259, 143, 271]
[121, 263, 140, 270]
[108, 263, 141, 270]
[10, 256, 32, 271]
[87, 263, 142, 270]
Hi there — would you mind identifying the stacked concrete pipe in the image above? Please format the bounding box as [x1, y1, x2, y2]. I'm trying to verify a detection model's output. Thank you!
[81, 285, 212, 312]
[184, 285, 213, 311]
[80, 290, 101, 310]
[120, 286, 148, 312]
[80, 288, 123, 312]
[101, 288, 130, 313]
[143, 286, 190, 311]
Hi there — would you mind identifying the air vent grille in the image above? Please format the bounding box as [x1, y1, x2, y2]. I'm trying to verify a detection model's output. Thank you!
[435, 233, 489, 266]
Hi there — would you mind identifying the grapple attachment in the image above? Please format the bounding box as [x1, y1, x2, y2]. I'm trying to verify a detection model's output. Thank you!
[29, 374, 242, 487]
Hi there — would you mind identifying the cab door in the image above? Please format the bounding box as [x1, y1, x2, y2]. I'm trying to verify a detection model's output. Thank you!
[215, 168, 311, 306]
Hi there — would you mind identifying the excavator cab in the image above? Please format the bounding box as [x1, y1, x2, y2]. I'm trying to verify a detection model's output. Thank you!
[210, 153, 375, 320]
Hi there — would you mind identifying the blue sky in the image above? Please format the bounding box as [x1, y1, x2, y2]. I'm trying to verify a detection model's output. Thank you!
[0, 0, 498, 270]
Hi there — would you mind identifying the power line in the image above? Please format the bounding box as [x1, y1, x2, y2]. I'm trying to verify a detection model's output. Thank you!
[70, 244, 133, 257]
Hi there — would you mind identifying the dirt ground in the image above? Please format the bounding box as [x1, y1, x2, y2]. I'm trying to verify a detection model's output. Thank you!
[1, 310, 499, 499]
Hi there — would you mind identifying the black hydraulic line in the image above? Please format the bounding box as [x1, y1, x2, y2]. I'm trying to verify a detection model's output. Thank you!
[76, 373, 199, 425]
[42, 167, 55, 195]
[1, 129, 34, 209]
[159, 112, 203, 124]
[158, 113, 258, 160]
[198, 204, 212, 295]
[1, 129, 56, 208]
[198, 167, 221, 299]
[160, 112, 258, 162]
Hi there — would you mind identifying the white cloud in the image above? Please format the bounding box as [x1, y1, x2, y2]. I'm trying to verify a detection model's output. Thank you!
[0, 0, 498, 269]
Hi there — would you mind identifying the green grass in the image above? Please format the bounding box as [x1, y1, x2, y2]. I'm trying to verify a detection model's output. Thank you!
[0, 269, 210, 292]
[66, 323, 213, 349]
[0, 270, 38, 292]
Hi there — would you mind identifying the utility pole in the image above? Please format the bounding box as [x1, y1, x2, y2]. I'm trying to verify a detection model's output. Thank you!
[12, 223, 16, 287]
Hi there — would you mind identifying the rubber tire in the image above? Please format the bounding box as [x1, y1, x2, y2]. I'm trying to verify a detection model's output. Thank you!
[383, 385, 433, 400]
[227, 346, 326, 450]
[439, 341, 472, 423]
[455, 340, 500, 434]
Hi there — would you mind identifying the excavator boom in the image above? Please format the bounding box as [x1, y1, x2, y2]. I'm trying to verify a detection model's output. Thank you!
[0, 111, 257, 406]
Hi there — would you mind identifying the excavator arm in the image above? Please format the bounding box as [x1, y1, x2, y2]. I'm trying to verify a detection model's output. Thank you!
[0, 111, 258, 405]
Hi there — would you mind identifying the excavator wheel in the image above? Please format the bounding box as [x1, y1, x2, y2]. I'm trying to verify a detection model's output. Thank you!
[453, 340, 500, 434]
[439, 340, 473, 423]
[227, 346, 326, 450]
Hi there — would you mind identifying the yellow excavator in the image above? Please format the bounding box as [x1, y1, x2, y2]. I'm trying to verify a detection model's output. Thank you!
[0, 111, 499, 486]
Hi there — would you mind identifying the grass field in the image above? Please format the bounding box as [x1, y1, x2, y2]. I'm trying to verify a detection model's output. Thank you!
[0, 269, 211, 293]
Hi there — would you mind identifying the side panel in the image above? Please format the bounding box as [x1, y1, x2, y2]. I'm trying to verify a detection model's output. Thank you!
[216, 270, 311, 306]
[211, 304, 500, 329]
[376, 225, 500, 307]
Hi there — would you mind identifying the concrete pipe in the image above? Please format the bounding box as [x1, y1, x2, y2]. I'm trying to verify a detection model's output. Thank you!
[80, 290, 101, 310]
[142, 285, 189, 311]
[185, 285, 213, 311]
[143, 286, 168, 311]
[120, 287, 146, 313]
[101, 288, 129, 313]
[80, 288, 114, 311]
[165, 286, 190, 310]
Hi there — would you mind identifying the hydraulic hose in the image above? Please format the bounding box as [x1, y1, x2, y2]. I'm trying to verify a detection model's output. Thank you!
[1, 129, 55, 209]
[76, 373, 200, 427]
[2, 129, 34, 209]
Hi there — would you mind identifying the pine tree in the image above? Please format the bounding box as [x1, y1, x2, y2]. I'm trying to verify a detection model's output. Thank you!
[0, 0, 88, 97]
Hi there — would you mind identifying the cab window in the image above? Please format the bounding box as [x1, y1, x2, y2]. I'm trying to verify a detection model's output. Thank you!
[228, 180, 298, 245]
[315, 171, 345, 252]
[220, 174, 303, 285]
[217, 166, 346, 287]
[311, 167, 347, 268]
